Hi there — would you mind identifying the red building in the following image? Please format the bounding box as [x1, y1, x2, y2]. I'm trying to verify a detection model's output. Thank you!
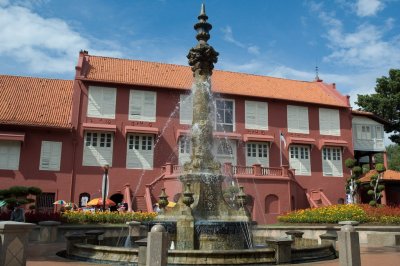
[1, 51, 372, 223]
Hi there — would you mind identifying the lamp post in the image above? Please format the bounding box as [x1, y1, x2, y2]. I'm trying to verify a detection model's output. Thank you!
[102, 164, 109, 212]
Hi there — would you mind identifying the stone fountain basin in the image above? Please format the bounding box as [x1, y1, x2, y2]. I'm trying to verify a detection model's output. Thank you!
[65, 238, 336, 265]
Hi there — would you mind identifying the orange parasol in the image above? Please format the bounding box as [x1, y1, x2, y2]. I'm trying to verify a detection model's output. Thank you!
[86, 198, 116, 206]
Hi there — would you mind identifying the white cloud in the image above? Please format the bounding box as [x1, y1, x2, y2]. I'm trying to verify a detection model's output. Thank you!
[310, 4, 400, 70]
[356, 0, 384, 17]
[221, 26, 260, 55]
[0, 2, 121, 74]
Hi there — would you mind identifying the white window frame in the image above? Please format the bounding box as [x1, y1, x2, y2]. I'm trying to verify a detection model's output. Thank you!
[129, 89, 157, 122]
[287, 105, 309, 134]
[39, 141, 62, 171]
[289, 145, 311, 176]
[215, 99, 235, 132]
[180, 94, 193, 125]
[87, 86, 116, 119]
[126, 134, 154, 169]
[214, 139, 237, 165]
[0, 140, 21, 170]
[319, 108, 340, 136]
[178, 136, 191, 165]
[322, 147, 343, 177]
[246, 142, 269, 167]
[245, 100, 268, 130]
[83, 132, 114, 166]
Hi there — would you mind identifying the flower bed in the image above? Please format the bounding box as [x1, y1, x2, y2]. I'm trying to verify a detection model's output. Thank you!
[278, 204, 400, 225]
[61, 210, 157, 224]
[0, 211, 61, 223]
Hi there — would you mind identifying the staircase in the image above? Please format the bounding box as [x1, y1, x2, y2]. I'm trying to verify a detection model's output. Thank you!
[306, 189, 332, 208]
[134, 195, 148, 212]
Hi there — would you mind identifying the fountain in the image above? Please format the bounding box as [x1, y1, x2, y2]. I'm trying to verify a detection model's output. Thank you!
[63, 4, 337, 265]
[154, 3, 252, 251]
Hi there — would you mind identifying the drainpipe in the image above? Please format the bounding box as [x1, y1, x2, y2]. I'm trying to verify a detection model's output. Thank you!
[69, 136, 77, 203]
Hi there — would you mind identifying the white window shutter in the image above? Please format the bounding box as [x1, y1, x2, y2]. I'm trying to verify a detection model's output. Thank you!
[298, 107, 309, 133]
[143, 92, 156, 122]
[257, 102, 268, 130]
[40, 141, 62, 171]
[287, 106, 297, 133]
[87, 86, 116, 119]
[87, 87, 102, 117]
[245, 101, 257, 129]
[130, 90, 143, 120]
[319, 109, 330, 135]
[180, 94, 193, 125]
[320, 108, 340, 136]
[126, 134, 153, 169]
[40, 142, 51, 170]
[331, 110, 340, 136]
[0, 141, 20, 170]
[178, 138, 191, 165]
[102, 87, 116, 119]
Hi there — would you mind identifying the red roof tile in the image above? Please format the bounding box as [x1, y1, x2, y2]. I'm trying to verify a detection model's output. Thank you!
[359, 169, 400, 183]
[80, 55, 349, 108]
[0, 75, 73, 129]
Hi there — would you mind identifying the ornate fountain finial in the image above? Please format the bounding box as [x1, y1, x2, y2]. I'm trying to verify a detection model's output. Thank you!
[195, 3, 211, 42]
[187, 3, 219, 76]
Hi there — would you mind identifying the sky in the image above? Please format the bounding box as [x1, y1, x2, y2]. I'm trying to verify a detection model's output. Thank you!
[0, 0, 399, 109]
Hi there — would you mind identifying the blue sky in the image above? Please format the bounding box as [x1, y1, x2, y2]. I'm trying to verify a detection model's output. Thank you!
[0, 0, 399, 107]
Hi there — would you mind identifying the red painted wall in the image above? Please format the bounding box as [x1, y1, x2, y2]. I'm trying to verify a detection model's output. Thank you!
[0, 126, 74, 202]
[1, 77, 353, 223]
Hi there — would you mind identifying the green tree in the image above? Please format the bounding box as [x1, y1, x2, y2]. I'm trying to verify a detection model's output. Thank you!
[367, 163, 386, 207]
[356, 69, 400, 144]
[345, 158, 363, 203]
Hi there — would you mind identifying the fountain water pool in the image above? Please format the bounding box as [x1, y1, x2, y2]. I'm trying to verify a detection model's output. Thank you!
[63, 4, 337, 265]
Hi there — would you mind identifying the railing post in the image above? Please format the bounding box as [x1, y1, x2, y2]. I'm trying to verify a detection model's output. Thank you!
[281, 165, 289, 177]
[165, 163, 173, 175]
[224, 162, 232, 176]
[253, 164, 261, 176]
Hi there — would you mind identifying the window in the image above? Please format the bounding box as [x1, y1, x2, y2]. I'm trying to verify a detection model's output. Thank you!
[180, 94, 193, 125]
[0, 140, 20, 170]
[87, 86, 116, 119]
[375, 126, 383, 139]
[245, 101, 268, 130]
[289, 145, 311, 176]
[178, 136, 191, 165]
[83, 132, 113, 166]
[214, 139, 237, 165]
[215, 99, 235, 132]
[322, 147, 343, 177]
[246, 142, 269, 167]
[126, 134, 154, 169]
[39, 141, 62, 171]
[36, 193, 55, 213]
[287, 105, 309, 134]
[129, 90, 157, 122]
[319, 108, 340, 136]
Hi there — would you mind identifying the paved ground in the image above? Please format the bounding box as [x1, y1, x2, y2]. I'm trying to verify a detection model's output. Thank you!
[27, 242, 400, 266]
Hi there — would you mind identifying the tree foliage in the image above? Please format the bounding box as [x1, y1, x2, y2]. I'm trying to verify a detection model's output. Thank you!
[356, 69, 400, 144]
[0, 186, 42, 207]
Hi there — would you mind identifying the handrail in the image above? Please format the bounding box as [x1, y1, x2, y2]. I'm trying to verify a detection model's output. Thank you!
[319, 191, 332, 206]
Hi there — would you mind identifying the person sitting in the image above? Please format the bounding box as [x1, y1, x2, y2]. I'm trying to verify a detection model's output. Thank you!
[10, 203, 25, 222]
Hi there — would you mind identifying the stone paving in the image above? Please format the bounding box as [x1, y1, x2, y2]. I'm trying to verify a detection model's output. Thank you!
[27, 242, 400, 266]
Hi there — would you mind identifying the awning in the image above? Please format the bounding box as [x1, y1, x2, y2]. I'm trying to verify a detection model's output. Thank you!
[175, 129, 190, 140]
[124, 126, 159, 135]
[82, 123, 117, 132]
[319, 139, 348, 149]
[0, 132, 25, 142]
[287, 137, 316, 146]
[213, 132, 242, 140]
[243, 134, 274, 142]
